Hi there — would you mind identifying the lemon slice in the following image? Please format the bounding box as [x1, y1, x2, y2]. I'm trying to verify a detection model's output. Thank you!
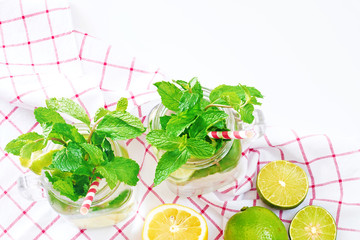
[142, 204, 208, 240]
[289, 205, 337, 240]
[256, 160, 309, 209]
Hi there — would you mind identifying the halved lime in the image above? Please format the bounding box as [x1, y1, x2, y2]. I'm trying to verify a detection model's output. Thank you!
[256, 160, 309, 209]
[289, 205, 337, 240]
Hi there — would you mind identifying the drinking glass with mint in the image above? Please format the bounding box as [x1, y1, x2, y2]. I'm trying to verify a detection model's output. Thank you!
[5, 97, 145, 228]
[147, 77, 263, 196]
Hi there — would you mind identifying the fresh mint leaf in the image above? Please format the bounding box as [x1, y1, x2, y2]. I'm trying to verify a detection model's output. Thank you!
[111, 111, 145, 131]
[19, 140, 45, 162]
[246, 86, 263, 98]
[116, 97, 128, 112]
[52, 178, 78, 201]
[108, 189, 130, 208]
[178, 92, 201, 112]
[96, 157, 140, 189]
[166, 111, 198, 137]
[46, 97, 91, 126]
[72, 174, 90, 197]
[94, 107, 110, 122]
[80, 143, 104, 165]
[5, 132, 43, 156]
[96, 112, 145, 140]
[188, 117, 207, 138]
[50, 123, 86, 143]
[74, 164, 93, 176]
[209, 85, 243, 104]
[159, 115, 171, 130]
[52, 142, 84, 172]
[154, 149, 190, 186]
[188, 77, 203, 97]
[146, 130, 183, 151]
[101, 138, 115, 162]
[34, 107, 65, 125]
[239, 103, 255, 123]
[186, 138, 215, 159]
[174, 80, 189, 90]
[154, 81, 182, 111]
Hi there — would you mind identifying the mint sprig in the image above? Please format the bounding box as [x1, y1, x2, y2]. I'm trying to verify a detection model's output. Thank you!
[147, 78, 263, 186]
[5, 97, 144, 202]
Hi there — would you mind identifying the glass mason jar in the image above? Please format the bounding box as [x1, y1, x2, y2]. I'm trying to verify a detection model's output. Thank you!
[147, 88, 265, 196]
[17, 125, 137, 228]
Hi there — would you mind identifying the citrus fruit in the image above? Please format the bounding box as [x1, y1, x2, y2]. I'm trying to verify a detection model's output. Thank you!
[224, 206, 288, 240]
[142, 203, 208, 240]
[170, 168, 195, 182]
[289, 205, 337, 240]
[256, 160, 309, 209]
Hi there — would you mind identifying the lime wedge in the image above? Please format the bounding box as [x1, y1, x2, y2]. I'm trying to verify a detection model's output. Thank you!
[256, 160, 309, 209]
[289, 205, 337, 240]
[169, 168, 195, 182]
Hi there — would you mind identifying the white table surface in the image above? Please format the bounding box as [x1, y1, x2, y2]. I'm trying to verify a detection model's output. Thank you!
[70, 0, 360, 144]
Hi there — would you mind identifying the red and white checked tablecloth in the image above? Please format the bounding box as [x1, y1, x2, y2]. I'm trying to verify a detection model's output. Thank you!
[1, 0, 360, 239]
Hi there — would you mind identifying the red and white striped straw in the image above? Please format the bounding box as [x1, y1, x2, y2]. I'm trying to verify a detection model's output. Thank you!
[80, 177, 101, 215]
[208, 130, 256, 140]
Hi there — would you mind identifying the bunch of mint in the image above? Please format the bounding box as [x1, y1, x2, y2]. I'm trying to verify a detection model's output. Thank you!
[5, 97, 145, 201]
[146, 77, 263, 186]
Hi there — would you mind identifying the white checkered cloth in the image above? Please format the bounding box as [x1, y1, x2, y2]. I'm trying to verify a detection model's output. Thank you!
[0, 0, 359, 239]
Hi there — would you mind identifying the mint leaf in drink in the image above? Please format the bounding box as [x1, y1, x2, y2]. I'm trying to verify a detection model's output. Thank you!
[208, 84, 263, 123]
[50, 123, 86, 143]
[80, 143, 104, 165]
[101, 138, 115, 162]
[159, 115, 171, 130]
[94, 107, 110, 122]
[166, 110, 198, 137]
[51, 142, 84, 172]
[189, 109, 228, 138]
[173, 80, 189, 90]
[146, 130, 183, 151]
[96, 157, 140, 189]
[111, 111, 145, 131]
[96, 112, 145, 140]
[154, 149, 190, 186]
[72, 174, 90, 197]
[116, 97, 128, 111]
[186, 138, 215, 159]
[178, 92, 201, 112]
[52, 178, 79, 201]
[154, 81, 182, 111]
[5, 132, 43, 155]
[238, 103, 255, 123]
[34, 107, 65, 125]
[46, 97, 91, 126]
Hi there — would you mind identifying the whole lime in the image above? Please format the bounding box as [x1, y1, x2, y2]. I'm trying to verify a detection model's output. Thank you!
[224, 206, 288, 240]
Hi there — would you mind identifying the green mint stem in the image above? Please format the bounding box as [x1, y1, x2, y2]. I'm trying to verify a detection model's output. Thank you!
[35, 137, 67, 146]
[204, 104, 234, 111]
[87, 118, 103, 143]
[50, 137, 68, 146]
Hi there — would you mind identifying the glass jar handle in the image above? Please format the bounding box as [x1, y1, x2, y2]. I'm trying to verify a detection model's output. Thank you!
[17, 173, 46, 201]
[252, 109, 266, 139]
[239, 108, 266, 146]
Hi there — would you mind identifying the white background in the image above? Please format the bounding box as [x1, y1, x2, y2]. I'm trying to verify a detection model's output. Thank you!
[70, 0, 360, 143]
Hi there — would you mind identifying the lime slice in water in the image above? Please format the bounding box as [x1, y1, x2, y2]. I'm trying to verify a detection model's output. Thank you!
[170, 168, 195, 182]
[256, 160, 309, 209]
[289, 205, 337, 240]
